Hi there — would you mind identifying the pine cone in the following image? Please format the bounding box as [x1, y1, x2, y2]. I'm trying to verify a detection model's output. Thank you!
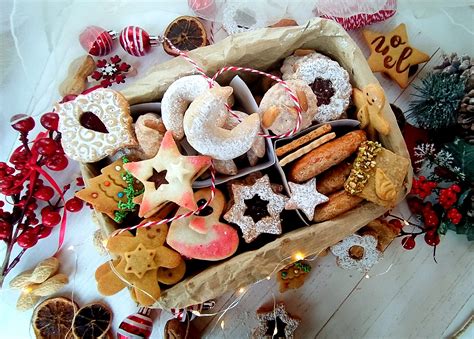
[457, 88, 474, 144]
[434, 53, 472, 78]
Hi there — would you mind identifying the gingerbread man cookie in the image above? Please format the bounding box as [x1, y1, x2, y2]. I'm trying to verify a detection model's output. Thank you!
[95, 223, 184, 306]
[277, 261, 311, 293]
[55, 88, 137, 163]
[167, 188, 239, 261]
[363, 23, 430, 88]
[353, 84, 390, 140]
[124, 131, 212, 218]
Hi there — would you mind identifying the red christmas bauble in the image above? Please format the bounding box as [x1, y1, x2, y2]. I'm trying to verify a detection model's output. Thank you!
[119, 26, 152, 57]
[79, 26, 116, 56]
[117, 308, 153, 339]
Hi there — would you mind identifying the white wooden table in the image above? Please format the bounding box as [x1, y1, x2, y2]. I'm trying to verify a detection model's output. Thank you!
[0, 2, 473, 338]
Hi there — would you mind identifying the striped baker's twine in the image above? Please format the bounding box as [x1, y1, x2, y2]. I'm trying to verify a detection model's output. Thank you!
[111, 36, 302, 235]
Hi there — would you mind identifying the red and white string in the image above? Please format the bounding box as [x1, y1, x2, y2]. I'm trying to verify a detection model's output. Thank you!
[112, 36, 302, 236]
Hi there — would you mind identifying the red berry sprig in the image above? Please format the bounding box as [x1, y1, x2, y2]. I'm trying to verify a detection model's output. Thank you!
[410, 176, 437, 199]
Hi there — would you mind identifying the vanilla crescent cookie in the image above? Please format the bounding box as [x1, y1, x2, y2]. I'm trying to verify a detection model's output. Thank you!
[281, 52, 352, 122]
[55, 88, 137, 163]
[161, 75, 214, 140]
[258, 79, 318, 135]
[134, 113, 166, 158]
[183, 86, 261, 161]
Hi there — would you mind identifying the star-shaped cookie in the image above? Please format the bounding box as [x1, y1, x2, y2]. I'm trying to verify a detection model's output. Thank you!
[124, 131, 212, 218]
[284, 178, 328, 220]
[363, 23, 430, 88]
[253, 302, 300, 339]
[95, 223, 185, 306]
[224, 175, 288, 243]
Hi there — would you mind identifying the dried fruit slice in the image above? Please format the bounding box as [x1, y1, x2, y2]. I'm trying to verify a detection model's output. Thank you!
[72, 302, 112, 339]
[32, 297, 78, 339]
[163, 16, 207, 56]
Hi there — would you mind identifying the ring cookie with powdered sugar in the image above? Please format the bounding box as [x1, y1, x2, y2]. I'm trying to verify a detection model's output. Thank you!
[281, 52, 352, 123]
[55, 88, 137, 163]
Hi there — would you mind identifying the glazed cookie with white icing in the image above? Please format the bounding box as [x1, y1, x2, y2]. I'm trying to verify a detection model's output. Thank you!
[55, 88, 137, 163]
[281, 52, 352, 123]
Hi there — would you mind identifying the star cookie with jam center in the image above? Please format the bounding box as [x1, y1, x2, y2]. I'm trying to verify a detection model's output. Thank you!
[253, 302, 300, 339]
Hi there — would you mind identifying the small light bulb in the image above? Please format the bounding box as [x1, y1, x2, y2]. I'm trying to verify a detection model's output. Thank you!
[220, 320, 225, 329]
[67, 245, 74, 251]
[266, 276, 271, 280]
[238, 287, 245, 294]
[23, 287, 33, 294]
[365, 274, 370, 279]
[191, 310, 201, 316]
[273, 323, 278, 335]
[403, 219, 409, 226]
[294, 252, 304, 261]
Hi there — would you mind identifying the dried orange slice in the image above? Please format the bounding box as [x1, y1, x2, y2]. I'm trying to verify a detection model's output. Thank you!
[72, 302, 112, 339]
[32, 297, 78, 339]
[164, 16, 207, 55]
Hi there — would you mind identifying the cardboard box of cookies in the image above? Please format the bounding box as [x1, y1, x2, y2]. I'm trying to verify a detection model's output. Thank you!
[71, 18, 412, 309]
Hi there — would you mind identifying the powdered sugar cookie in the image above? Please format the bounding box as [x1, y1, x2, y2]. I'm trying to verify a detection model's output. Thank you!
[161, 75, 212, 140]
[258, 79, 318, 135]
[183, 86, 261, 161]
[281, 52, 352, 122]
[55, 88, 137, 163]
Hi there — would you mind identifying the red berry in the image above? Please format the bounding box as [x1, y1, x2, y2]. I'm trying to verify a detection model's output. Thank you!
[402, 236, 416, 250]
[424, 231, 440, 246]
[35, 138, 58, 156]
[46, 154, 68, 171]
[33, 186, 54, 201]
[407, 198, 423, 214]
[37, 225, 52, 239]
[42, 210, 61, 228]
[11, 114, 35, 133]
[450, 184, 461, 193]
[65, 197, 84, 212]
[0, 220, 12, 240]
[16, 228, 39, 248]
[40, 112, 59, 131]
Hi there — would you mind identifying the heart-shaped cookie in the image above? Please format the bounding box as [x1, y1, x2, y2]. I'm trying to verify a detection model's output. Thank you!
[167, 188, 239, 261]
[55, 88, 137, 163]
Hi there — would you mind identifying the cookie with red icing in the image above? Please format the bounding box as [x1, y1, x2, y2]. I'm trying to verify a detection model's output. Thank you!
[124, 131, 212, 218]
[167, 188, 239, 261]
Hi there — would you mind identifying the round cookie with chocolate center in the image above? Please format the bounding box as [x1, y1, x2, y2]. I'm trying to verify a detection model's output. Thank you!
[281, 52, 352, 123]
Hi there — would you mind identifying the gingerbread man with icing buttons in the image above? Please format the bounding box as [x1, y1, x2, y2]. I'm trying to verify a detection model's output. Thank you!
[353, 83, 390, 140]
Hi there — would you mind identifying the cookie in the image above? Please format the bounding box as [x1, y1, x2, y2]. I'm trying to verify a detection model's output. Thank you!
[135, 113, 166, 158]
[284, 178, 328, 220]
[58, 55, 95, 96]
[344, 142, 410, 207]
[316, 161, 353, 195]
[279, 132, 336, 166]
[353, 84, 390, 140]
[363, 23, 430, 88]
[281, 52, 352, 122]
[313, 190, 364, 223]
[258, 79, 318, 135]
[124, 131, 212, 218]
[361, 218, 401, 251]
[75, 157, 142, 221]
[183, 86, 261, 160]
[253, 302, 300, 339]
[161, 75, 214, 140]
[95, 223, 184, 306]
[277, 261, 311, 293]
[167, 188, 239, 261]
[330, 234, 382, 272]
[224, 175, 288, 243]
[275, 123, 332, 157]
[55, 88, 137, 163]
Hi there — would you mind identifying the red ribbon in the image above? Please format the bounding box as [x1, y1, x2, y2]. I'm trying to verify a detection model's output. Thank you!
[13, 131, 68, 251]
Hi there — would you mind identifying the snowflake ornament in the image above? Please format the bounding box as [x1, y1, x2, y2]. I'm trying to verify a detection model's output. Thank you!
[91, 55, 131, 88]
[413, 143, 436, 165]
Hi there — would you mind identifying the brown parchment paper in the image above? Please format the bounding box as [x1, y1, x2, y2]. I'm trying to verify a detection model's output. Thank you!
[83, 18, 412, 309]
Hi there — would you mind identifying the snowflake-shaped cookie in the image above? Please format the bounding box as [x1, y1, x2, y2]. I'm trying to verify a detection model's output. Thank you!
[330, 234, 382, 272]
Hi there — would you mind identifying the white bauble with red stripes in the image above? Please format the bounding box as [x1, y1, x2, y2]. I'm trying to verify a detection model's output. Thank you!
[117, 308, 154, 339]
[119, 26, 153, 57]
